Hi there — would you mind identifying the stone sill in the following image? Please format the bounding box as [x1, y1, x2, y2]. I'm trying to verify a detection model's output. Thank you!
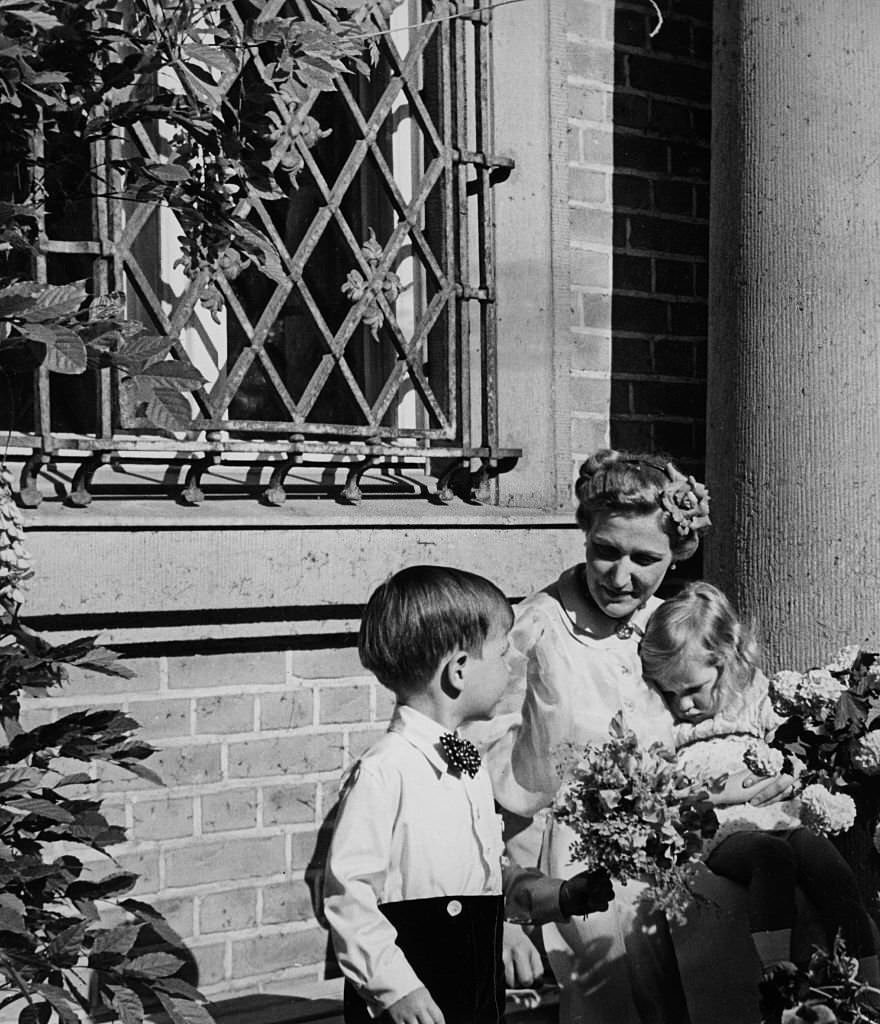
[23, 496, 578, 531]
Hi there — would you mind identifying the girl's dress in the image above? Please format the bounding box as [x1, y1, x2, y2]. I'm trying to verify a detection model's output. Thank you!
[674, 669, 801, 848]
[482, 566, 764, 1024]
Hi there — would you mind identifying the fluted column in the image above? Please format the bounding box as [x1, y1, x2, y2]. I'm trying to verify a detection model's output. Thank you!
[706, 1, 880, 668]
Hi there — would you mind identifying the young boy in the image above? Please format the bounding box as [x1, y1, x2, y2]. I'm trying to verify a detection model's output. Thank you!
[324, 565, 613, 1024]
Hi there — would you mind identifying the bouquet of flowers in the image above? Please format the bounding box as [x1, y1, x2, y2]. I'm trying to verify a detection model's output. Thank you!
[552, 712, 718, 922]
[768, 646, 880, 795]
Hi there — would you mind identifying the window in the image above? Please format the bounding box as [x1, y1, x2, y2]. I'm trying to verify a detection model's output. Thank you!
[2, 0, 519, 505]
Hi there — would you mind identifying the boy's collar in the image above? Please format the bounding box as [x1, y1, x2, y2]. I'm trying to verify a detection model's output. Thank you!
[389, 704, 459, 777]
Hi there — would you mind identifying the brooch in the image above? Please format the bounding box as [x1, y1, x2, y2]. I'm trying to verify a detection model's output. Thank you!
[614, 620, 644, 641]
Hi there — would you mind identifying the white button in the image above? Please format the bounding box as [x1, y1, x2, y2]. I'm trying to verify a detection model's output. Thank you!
[446, 900, 462, 917]
[620, 665, 631, 675]
[623, 699, 636, 711]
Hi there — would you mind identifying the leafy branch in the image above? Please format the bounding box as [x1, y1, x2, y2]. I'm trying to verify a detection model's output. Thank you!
[0, 471, 214, 1024]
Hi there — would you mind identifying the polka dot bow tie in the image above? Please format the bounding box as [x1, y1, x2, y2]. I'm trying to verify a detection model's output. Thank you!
[439, 732, 482, 778]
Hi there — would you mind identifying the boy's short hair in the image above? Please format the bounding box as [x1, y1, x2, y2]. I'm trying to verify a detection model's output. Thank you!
[358, 564, 513, 694]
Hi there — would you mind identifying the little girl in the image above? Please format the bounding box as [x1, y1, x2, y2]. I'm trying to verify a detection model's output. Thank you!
[639, 581, 880, 983]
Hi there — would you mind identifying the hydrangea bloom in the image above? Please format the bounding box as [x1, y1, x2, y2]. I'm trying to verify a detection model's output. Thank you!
[799, 784, 856, 836]
[850, 731, 880, 775]
[826, 645, 860, 672]
[769, 670, 808, 716]
[743, 741, 785, 778]
[768, 669, 846, 721]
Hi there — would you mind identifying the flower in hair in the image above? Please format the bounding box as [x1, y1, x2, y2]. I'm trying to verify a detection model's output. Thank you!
[660, 465, 711, 538]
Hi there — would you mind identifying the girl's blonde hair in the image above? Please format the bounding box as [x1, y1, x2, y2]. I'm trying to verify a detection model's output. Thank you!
[639, 581, 759, 712]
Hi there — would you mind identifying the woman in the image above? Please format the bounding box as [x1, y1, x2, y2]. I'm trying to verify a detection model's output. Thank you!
[487, 450, 795, 1024]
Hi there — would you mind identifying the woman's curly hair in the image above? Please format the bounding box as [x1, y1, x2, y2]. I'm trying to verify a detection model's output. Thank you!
[575, 448, 711, 561]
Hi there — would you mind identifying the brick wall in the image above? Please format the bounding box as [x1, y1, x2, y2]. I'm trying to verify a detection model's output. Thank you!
[24, 643, 395, 999]
[565, 0, 616, 483]
[609, 0, 712, 477]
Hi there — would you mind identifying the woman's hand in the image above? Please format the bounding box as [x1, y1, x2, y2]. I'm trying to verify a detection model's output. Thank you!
[707, 769, 796, 807]
[502, 921, 544, 988]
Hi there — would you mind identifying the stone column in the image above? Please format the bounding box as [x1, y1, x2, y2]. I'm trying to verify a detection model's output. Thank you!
[706, 1, 880, 668]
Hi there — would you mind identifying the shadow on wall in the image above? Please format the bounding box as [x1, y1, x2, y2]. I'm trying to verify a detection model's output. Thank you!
[609, 0, 711, 481]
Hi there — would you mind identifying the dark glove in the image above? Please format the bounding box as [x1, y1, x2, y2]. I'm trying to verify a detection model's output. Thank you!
[558, 867, 614, 918]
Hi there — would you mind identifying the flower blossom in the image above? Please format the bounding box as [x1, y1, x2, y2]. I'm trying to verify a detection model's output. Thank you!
[768, 669, 846, 721]
[850, 732, 880, 775]
[768, 671, 806, 716]
[743, 741, 785, 778]
[660, 465, 711, 538]
[825, 645, 860, 672]
[799, 784, 856, 836]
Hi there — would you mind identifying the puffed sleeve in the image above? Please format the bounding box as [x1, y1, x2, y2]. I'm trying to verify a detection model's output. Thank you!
[489, 600, 572, 817]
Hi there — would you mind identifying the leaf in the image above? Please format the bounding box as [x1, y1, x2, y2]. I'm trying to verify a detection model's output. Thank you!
[109, 985, 144, 1024]
[143, 387, 195, 432]
[54, 772, 93, 788]
[834, 690, 866, 733]
[117, 760, 164, 788]
[143, 162, 191, 183]
[45, 921, 88, 964]
[154, 977, 206, 1002]
[0, 281, 39, 316]
[0, 894, 27, 934]
[5, 8, 61, 29]
[180, 43, 237, 75]
[70, 646, 135, 678]
[113, 334, 174, 368]
[13, 323, 57, 345]
[124, 952, 184, 979]
[134, 360, 205, 389]
[27, 281, 88, 320]
[119, 899, 185, 946]
[155, 992, 215, 1024]
[43, 336, 88, 374]
[91, 922, 141, 957]
[14, 798, 75, 823]
[17, 1003, 52, 1024]
[69, 871, 138, 901]
[33, 986, 80, 1024]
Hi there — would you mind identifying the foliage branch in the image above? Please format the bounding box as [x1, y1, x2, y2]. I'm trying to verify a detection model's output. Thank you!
[0, 466, 214, 1024]
[0, 0, 404, 429]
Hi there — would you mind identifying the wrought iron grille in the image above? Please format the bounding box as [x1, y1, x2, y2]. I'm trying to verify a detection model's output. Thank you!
[4, 0, 519, 506]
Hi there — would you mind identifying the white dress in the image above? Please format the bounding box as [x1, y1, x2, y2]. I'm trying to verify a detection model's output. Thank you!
[482, 567, 764, 1024]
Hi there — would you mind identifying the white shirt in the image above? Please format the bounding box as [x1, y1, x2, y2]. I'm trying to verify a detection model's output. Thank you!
[323, 705, 504, 1014]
